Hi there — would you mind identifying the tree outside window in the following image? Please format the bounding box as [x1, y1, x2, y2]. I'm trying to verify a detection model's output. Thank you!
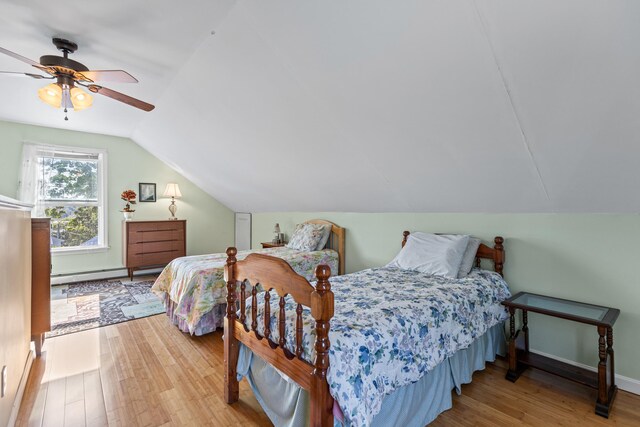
[24, 145, 107, 251]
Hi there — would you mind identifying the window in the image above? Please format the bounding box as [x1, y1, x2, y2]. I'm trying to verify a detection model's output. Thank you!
[20, 143, 108, 253]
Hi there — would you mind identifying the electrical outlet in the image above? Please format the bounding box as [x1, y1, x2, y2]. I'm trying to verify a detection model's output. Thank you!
[1, 366, 6, 398]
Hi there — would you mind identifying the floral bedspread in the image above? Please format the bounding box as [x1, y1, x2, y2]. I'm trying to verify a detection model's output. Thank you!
[242, 267, 511, 427]
[152, 247, 339, 334]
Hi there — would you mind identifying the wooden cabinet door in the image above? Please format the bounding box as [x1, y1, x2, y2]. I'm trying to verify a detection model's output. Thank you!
[31, 218, 51, 355]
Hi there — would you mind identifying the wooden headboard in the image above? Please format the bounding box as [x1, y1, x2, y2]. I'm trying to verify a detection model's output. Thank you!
[304, 219, 345, 276]
[401, 231, 504, 276]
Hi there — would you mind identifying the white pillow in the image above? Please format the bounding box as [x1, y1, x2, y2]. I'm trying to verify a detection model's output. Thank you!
[314, 225, 332, 251]
[387, 232, 470, 278]
[286, 223, 325, 252]
[458, 237, 481, 278]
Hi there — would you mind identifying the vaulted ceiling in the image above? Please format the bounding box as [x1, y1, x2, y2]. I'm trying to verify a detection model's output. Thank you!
[2, 1, 639, 213]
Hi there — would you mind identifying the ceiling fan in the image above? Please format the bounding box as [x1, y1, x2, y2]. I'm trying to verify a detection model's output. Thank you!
[0, 37, 155, 120]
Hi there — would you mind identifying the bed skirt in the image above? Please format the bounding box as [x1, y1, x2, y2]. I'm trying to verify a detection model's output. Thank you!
[162, 294, 225, 336]
[237, 322, 506, 427]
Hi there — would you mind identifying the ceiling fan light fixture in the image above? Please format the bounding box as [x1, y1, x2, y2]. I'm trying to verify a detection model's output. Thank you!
[37, 83, 62, 108]
[1, 38, 155, 117]
[70, 86, 93, 111]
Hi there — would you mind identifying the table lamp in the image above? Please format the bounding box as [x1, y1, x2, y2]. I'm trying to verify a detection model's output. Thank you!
[273, 223, 281, 243]
[163, 183, 182, 220]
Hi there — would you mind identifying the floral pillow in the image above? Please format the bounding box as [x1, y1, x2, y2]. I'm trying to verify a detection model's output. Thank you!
[286, 223, 326, 252]
[315, 224, 332, 251]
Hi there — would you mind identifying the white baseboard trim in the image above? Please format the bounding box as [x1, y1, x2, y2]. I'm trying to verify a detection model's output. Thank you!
[530, 348, 640, 396]
[8, 349, 34, 427]
[51, 267, 163, 285]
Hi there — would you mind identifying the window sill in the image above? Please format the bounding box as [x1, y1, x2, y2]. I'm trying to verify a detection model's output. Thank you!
[52, 245, 110, 256]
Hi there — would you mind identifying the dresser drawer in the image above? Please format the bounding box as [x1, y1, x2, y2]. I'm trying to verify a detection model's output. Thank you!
[128, 229, 185, 244]
[131, 240, 184, 254]
[127, 240, 185, 259]
[127, 250, 184, 268]
[128, 221, 185, 233]
[143, 251, 181, 266]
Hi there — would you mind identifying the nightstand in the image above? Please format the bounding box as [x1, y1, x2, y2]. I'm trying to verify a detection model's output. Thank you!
[502, 292, 620, 418]
[261, 242, 287, 248]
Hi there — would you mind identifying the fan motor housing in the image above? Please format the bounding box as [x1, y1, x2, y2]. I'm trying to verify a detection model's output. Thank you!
[40, 55, 89, 73]
[52, 38, 77, 53]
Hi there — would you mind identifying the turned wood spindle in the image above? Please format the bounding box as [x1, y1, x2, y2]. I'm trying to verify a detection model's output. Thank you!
[522, 310, 529, 351]
[225, 248, 238, 320]
[264, 291, 271, 340]
[313, 265, 332, 373]
[279, 296, 286, 348]
[251, 285, 258, 331]
[494, 236, 505, 276]
[296, 303, 303, 358]
[506, 306, 517, 379]
[240, 280, 246, 325]
[607, 327, 615, 388]
[310, 264, 334, 426]
[597, 326, 607, 405]
[509, 309, 515, 340]
[224, 247, 239, 404]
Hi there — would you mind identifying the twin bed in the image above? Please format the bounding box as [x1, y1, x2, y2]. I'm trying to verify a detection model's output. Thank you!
[223, 231, 510, 426]
[152, 219, 345, 335]
[152, 220, 510, 425]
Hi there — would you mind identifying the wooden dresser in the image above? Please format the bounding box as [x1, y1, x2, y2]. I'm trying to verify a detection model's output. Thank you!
[123, 220, 186, 280]
[31, 218, 51, 356]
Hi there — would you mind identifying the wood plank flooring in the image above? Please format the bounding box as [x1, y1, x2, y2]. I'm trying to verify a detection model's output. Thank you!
[16, 314, 270, 427]
[16, 314, 640, 426]
[432, 361, 639, 427]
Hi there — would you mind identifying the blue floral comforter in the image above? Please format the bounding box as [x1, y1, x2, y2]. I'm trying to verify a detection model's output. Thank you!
[241, 267, 511, 427]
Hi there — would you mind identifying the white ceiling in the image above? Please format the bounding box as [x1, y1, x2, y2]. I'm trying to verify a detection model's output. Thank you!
[3, 1, 640, 212]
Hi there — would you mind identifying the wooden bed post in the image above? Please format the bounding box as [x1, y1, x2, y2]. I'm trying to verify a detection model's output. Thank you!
[224, 247, 240, 404]
[337, 228, 346, 276]
[402, 230, 410, 247]
[493, 237, 504, 276]
[310, 264, 334, 427]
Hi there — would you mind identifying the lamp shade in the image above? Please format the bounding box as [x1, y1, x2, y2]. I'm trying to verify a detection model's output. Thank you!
[38, 83, 62, 108]
[163, 183, 182, 198]
[70, 87, 93, 111]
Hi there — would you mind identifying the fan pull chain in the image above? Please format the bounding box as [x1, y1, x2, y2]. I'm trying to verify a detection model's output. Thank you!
[64, 107, 68, 121]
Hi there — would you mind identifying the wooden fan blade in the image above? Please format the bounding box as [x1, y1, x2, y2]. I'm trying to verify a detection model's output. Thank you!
[0, 46, 55, 76]
[88, 85, 154, 112]
[0, 46, 41, 67]
[77, 70, 138, 83]
[0, 71, 52, 79]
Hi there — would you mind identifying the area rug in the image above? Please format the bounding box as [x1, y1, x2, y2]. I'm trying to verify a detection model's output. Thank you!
[48, 278, 164, 337]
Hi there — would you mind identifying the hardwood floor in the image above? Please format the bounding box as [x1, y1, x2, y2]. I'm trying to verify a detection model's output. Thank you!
[432, 361, 639, 427]
[16, 314, 270, 427]
[17, 314, 640, 426]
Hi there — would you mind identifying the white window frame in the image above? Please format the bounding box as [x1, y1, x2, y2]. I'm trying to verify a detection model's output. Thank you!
[20, 142, 109, 255]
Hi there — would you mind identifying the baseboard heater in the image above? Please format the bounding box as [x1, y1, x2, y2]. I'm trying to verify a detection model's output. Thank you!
[51, 266, 163, 285]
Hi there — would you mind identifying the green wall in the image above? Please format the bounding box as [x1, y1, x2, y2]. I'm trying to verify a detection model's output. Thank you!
[0, 120, 235, 275]
[252, 212, 640, 383]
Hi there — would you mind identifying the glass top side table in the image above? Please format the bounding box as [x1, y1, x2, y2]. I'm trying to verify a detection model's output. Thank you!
[502, 291, 620, 418]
